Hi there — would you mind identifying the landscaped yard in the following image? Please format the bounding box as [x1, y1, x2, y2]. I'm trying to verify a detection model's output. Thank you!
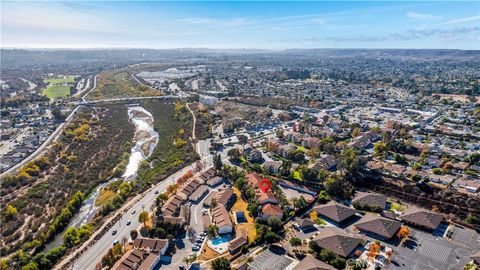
[230, 187, 256, 243]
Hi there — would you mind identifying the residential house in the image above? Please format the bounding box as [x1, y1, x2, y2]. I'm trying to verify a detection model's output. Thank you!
[228, 235, 248, 254]
[308, 155, 337, 173]
[246, 148, 263, 162]
[111, 249, 160, 270]
[267, 139, 280, 152]
[263, 161, 283, 174]
[207, 176, 224, 187]
[302, 137, 321, 149]
[214, 187, 234, 208]
[133, 237, 169, 256]
[312, 201, 358, 225]
[453, 178, 480, 193]
[286, 132, 304, 144]
[353, 214, 401, 240]
[211, 205, 233, 234]
[428, 174, 456, 186]
[292, 255, 336, 270]
[277, 144, 296, 158]
[352, 192, 387, 210]
[399, 207, 444, 231]
[294, 218, 315, 232]
[260, 203, 284, 221]
[311, 228, 362, 258]
[189, 185, 209, 202]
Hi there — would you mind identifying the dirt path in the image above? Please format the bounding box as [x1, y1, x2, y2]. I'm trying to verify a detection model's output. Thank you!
[186, 103, 197, 141]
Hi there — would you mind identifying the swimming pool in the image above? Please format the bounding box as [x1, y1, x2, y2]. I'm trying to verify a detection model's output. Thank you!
[211, 235, 231, 245]
[207, 235, 232, 254]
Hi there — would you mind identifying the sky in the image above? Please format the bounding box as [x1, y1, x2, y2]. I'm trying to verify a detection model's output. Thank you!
[1, 1, 479, 50]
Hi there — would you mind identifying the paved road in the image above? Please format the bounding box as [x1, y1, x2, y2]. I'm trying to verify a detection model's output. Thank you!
[65, 162, 202, 270]
[1, 75, 98, 178]
[0, 106, 81, 179]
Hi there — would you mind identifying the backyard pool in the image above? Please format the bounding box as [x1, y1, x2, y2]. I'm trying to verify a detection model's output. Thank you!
[208, 235, 232, 254]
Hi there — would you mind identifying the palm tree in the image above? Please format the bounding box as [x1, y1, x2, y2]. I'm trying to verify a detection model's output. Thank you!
[183, 253, 197, 269]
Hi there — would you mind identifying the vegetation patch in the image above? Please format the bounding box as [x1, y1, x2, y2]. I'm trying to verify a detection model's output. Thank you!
[87, 69, 162, 100]
[42, 76, 75, 99]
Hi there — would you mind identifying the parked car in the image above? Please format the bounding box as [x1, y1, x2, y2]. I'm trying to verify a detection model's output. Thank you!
[126, 220, 131, 225]
[131, 210, 136, 214]
[113, 240, 119, 246]
[112, 230, 117, 235]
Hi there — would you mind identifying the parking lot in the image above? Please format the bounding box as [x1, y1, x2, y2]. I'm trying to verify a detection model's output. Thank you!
[248, 247, 294, 270]
[449, 225, 480, 250]
[386, 228, 474, 270]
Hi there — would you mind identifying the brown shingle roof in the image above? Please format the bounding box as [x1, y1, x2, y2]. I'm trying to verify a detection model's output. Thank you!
[133, 237, 168, 253]
[399, 207, 443, 230]
[352, 192, 387, 209]
[228, 235, 247, 252]
[292, 255, 336, 270]
[313, 201, 358, 223]
[353, 214, 401, 239]
[312, 228, 362, 257]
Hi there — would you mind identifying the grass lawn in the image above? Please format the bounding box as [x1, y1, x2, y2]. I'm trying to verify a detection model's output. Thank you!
[389, 201, 406, 212]
[45, 76, 75, 84]
[43, 76, 75, 99]
[95, 189, 116, 206]
[231, 187, 256, 243]
[43, 85, 71, 99]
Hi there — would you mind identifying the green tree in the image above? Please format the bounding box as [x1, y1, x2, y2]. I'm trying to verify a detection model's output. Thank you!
[207, 224, 218, 237]
[330, 257, 347, 269]
[338, 148, 362, 180]
[289, 237, 302, 246]
[62, 227, 79, 248]
[130, 230, 139, 240]
[138, 211, 150, 228]
[183, 254, 197, 269]
[21, 262, 38, 270]
[227, 148, 241, 162]
[373, 142, 388, 157]
[264, 231, 281, 244]
[211, 257, 231, 270]
[213, 154, 222, 171]
[267, 216, 283, 231]
[3, 204, 18, 221]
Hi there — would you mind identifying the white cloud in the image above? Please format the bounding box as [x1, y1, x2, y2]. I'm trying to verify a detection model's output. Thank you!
[406, 12, 442, 20]
[438, 15, 480, 25]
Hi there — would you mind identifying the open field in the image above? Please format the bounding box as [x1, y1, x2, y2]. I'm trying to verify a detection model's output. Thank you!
[43, 85, 71, 99]
[87, 69, 162, 100]
[42, 76, 75, 98]
[45, 77, 75, 84]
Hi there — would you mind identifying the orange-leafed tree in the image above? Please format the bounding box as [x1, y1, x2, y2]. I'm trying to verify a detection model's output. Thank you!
[397, 226, 410, 239]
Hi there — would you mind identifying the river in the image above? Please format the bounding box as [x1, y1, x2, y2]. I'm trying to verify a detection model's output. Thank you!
[44, 106, 158, 251]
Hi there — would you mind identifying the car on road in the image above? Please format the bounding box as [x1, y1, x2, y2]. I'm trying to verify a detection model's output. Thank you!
[126, 220, 131, 225]
[113, 240, 119, 246]
[112, 230, 117, 235]
[131, 210, 136, 214]
[154, 190, 159, 194]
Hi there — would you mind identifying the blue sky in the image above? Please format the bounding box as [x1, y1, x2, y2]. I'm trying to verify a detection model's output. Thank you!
[1, 1, 479, 49]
